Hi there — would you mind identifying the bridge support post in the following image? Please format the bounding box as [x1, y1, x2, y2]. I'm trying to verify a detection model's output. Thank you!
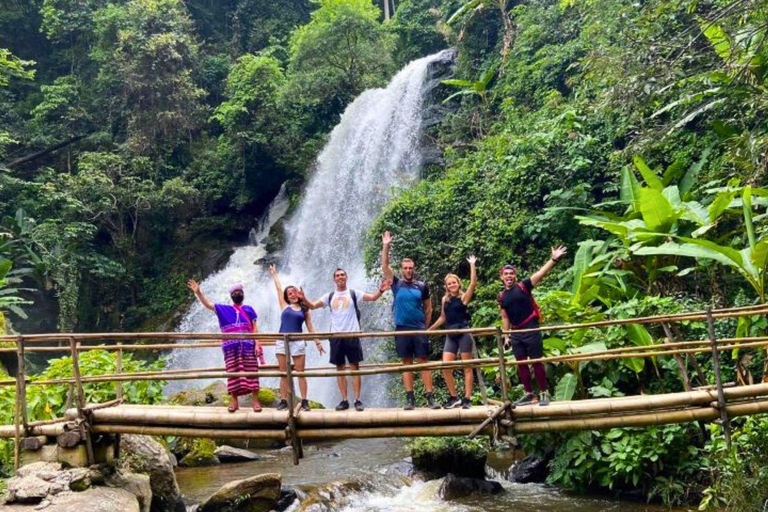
[495, 328, 510, 403]
[115, 342, 124, 401]
[13, 336, 26, 471]
[283, 334, 302, 465]
[706, 308, 732, 449]
[70, 337, 95, 465]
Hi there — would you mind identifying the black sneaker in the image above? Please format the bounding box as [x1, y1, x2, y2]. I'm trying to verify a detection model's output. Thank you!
[404, 393, 415, 410]
[335, 400, 349, 411]
[354, 400, 364, 412]
[513, 392, 536, 406]
[276, 399, 289, 411]
[426, 393, 441, 410]
[300, 399, 311, 412]
[443, 396, 461, 409]
[461, 397, 471, 409]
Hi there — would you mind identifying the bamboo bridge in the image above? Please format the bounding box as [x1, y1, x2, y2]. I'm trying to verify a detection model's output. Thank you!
[2, 303, 768, 467]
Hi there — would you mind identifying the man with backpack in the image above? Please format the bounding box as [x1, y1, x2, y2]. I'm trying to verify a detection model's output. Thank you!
[381, 231, 441, 410]
[300, 269, 390, 411]
[499, 245, 567, 406]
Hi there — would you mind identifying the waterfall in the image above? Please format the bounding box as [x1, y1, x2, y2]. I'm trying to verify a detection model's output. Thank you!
[168, 50, 455, 406]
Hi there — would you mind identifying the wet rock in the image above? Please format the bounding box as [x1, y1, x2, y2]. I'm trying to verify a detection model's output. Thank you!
[197, 473, 281, 512]
[437, 474, 504, 501]
[275, 486, 297, 512]
[178, 439, 219, 467]
[294, 480, 368, 511]
[508, 450, 553, 484]
[411, 438, 487, 479]
[214, 446, 259, 463]
[118, 435, 185, 512]
[378, 459, 425, 482]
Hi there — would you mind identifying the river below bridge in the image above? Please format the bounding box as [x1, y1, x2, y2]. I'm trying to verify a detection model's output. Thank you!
[175, 437, 686, 511]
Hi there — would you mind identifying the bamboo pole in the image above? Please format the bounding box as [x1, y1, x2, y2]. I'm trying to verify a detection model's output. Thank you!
[69, 337, 94, 465]
[13, 337, 22, 471]
[471, 341, 488, 405]
[707, 308, 731, 448]
[0, 423, 70, 438]
[659, 322, 691, 391]
[495, 328, 510, 404]
[115, 342, 123, 400]
[90, 425, 287, 439]
[469, 403, 510, 439]
[283, 335, 300, 465]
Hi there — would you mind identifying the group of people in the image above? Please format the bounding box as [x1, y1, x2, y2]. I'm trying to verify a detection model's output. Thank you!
[187, 231, 567, 413]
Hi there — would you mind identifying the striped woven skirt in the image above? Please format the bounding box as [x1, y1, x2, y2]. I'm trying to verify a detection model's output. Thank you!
[222, 339, 260, 396]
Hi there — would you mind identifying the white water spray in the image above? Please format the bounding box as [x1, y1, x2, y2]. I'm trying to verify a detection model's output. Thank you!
[169, 50, 454, 406]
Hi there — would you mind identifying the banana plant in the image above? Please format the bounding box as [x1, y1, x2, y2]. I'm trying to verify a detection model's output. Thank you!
[441, 64, 498, 106]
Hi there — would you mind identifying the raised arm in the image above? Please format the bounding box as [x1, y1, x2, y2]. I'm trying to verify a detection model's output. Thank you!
[187, 279, 214, 311]
[296, 287, 324, 310]
[362, 279, 391, 301]
[531, 245, 568, 287]
[428, 297, 446, 330]
[381, 231, 395, 282]
[461, 255, 478, 305]
[268, 264, 288, 310]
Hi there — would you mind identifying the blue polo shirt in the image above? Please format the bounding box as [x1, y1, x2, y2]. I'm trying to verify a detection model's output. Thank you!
[392, 275, 430, 328]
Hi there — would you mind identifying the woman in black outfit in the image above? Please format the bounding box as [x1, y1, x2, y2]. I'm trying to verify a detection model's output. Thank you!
[428, 255, 477, 409]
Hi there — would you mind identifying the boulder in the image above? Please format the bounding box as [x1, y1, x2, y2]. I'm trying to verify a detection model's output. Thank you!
[107, 472, 152, 512]
[437, 474, 504, 501]
[508, 451, 553, 484]
[214, 446, 260, 463]
[118, 435, 185, 512]
[178, 439, 219, 467]
[6, 463, 92, 504]
[275, 487, 297, 512]
[198, 473, 281, 512]
[6, 475, 51, 503]
[5, 487, 141, 512]
[411, 438, 487, 479]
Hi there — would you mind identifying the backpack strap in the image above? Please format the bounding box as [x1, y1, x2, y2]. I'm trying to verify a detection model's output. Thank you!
[510, 281, 541, 329]
[350, 289, 361, 322]
[327, 291, 334, 308]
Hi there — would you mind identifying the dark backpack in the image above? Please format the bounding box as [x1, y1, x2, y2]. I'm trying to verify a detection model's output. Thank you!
[497, 282, 541, 329]
[327, 289, 361, 322]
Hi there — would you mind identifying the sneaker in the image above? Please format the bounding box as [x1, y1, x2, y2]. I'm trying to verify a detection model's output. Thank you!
[461, 397, 471, 409]
[354, 399, 364, 412]
[538, 391, 551, 407]
[426, 393, 441, 410]
[276, 399, 289, 411]
[335, 400, 349, 411]
[443, 396, 461, 409]
[300, 399, 311, 412]
[513, 392, 536, 406]
[404, 392, 415, 411]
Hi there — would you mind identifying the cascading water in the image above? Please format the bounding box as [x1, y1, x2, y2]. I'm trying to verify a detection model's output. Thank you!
[169, 50, 455, 406]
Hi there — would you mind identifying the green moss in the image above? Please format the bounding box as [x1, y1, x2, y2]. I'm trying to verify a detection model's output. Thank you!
[410, 437, 488, 479]
[178, 438, 219, 467]
[257, 388, 276, 405]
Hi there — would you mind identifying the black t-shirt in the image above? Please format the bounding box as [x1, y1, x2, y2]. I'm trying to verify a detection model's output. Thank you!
[498, 278, 538, 328]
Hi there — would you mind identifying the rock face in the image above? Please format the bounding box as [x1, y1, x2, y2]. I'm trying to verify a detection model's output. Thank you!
[508, 451, 553, 484]
[214, 446, 260, 463]
[198, 473, 281, 512]
[5, 462, 93, 504]
[437, 474, 504, 501]
[119, 435, 185, 512]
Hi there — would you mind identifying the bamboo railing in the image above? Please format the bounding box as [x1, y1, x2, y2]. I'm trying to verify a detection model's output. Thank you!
[2, 303, 768, 469]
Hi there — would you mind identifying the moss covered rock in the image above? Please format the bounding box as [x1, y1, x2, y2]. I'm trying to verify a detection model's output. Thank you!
[410, 437, 488, 479]
[178, 438, 220, 467]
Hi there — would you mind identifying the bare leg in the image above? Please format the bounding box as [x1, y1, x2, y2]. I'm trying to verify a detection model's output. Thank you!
[418, 357, 433, 392]
[276, 354, 288, 399]
[336, 364, 348, 400]
[403, 358, 414, 391]
[251, 391, 262, 412]
[461, 352, 473, 398]
[442, 352, 457, 397]
[294, 355, 307, 399]
[228, 393, 239, 413]
[350, 363, 361, 401]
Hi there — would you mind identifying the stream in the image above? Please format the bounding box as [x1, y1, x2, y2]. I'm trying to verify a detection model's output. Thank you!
[175, 438, 685, 511]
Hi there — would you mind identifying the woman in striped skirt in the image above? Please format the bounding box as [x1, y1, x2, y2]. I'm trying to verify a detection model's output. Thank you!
[187, 280, 265, 413]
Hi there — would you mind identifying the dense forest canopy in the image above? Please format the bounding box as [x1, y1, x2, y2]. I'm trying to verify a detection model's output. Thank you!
[2, 0, 768, 504]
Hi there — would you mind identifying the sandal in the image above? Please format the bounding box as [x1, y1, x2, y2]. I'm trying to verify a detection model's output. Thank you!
[228, 402, 239, 413]
[252, 402, 262, 413]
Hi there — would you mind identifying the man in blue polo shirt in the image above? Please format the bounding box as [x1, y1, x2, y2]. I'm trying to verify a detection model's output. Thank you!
[382, 231, 440, 410]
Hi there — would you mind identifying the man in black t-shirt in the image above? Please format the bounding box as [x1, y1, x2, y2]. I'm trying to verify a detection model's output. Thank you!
[498, 245, 567, 406]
